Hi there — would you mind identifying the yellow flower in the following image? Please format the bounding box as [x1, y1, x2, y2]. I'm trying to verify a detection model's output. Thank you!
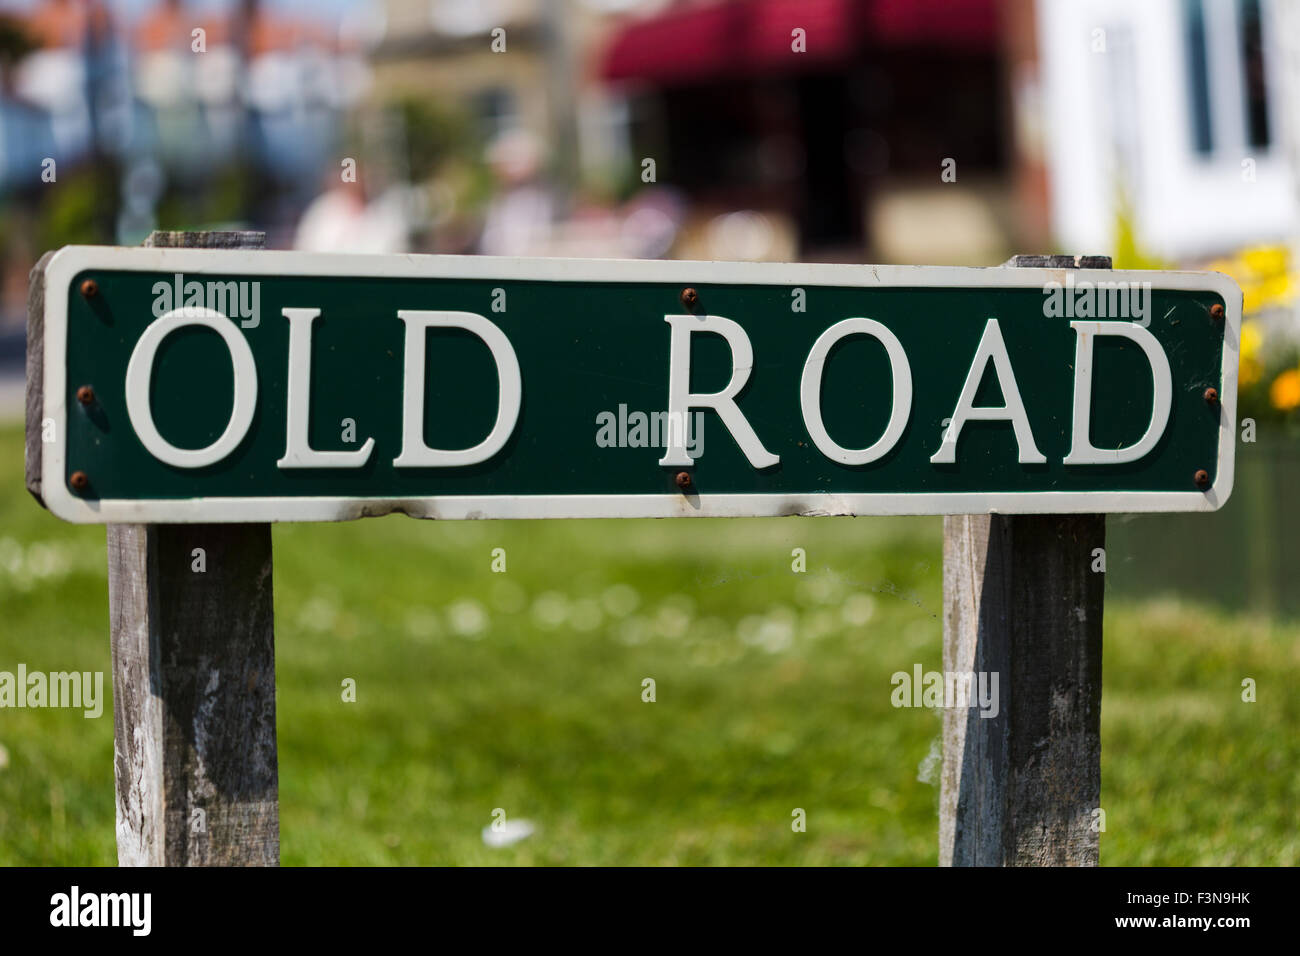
[1240, 320, 1263, 362]
[1241, 245, 1287, 278]
[1269, 368, 1300, 411]
[1206, 245, 1293, 314]
[1259, 273, 1294, 308]
[1240, 356, 1263, 388]
[1243, 275, 1294, 314]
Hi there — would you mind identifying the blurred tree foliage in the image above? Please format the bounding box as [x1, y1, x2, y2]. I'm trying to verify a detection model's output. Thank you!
[35, 163, 120, 251]
[389, 95, 480, 184]
[154, 163, 257, 233]
[378, 94, 491, 204]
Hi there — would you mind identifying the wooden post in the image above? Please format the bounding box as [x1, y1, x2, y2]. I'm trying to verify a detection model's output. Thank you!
[106, 230, 279, 866]
[938, 255, 1109, 866]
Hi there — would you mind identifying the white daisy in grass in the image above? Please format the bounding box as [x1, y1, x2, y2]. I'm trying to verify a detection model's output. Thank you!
[447, 599, 488, 638]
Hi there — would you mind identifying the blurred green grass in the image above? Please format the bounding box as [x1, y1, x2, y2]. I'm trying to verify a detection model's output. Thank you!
[0, 423, 1295, 865]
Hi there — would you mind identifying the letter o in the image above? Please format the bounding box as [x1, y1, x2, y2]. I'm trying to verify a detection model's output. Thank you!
[125, 307, 258, 468]
[800, 318, 912, 465]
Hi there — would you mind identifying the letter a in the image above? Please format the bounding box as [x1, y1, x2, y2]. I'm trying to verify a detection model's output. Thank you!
[931, 319, 1045, 464]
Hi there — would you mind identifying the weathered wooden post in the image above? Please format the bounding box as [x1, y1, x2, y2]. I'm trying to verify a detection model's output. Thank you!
[29, 230, 281, 866]
[939, 255, 1110, 866]
[108, 230, 278, 866]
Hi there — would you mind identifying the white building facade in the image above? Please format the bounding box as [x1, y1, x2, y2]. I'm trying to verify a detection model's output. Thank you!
[1037, 0, 1293, 262]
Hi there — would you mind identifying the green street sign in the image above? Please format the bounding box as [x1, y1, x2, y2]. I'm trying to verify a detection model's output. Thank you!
[29, 246, 1240, 523]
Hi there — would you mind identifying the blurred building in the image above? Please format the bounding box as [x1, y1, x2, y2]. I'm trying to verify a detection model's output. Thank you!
[1033, 0, 1292, 263]
[599, 0, 1010, 263]
[374, 0, 1020, 264]
[0, 0, 370, 344]
[0, 1, 368, 237]
[371, 0, 641, 255]
[2, 0, 1294, 269]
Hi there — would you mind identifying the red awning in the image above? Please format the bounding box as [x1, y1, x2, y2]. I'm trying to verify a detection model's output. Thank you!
[746, 0, 864, 68]
[601, 0, 998, 85]
[868, 0, 998, 48]
[601, 1, 741, 87]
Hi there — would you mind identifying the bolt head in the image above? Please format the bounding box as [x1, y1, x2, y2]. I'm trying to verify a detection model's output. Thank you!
[79, 278, 97, 298]
[1209, 303, 1224, 320]
[675, 471, 692, 490]
[76, 385, 94, 405]
[69, 470, 89, 492]
[680, 287, 698, 309]
[1203, 387, 1219, 404]
[1194, 469, 1210, 488]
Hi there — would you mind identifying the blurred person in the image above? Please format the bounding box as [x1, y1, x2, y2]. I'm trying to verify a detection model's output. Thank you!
[293, 168, 412, 254]
[618, 186, 685, 259]
[478, 128, 555, 257]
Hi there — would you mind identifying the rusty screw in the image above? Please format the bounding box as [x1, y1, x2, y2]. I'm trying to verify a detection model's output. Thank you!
[69, 470, 89, 492]
[1194, 469, 1210, 489]
[675, 471, 692, 491]
[79, 278, 97, 298]
[680, 287, 698, 309]
[1203, 387, 1219, 405]
[1209, 303, 1224, 320]
[76, 385, 94, 405]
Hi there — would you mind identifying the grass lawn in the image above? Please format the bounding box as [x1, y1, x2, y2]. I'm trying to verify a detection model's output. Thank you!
[1, 422, 1296, 865]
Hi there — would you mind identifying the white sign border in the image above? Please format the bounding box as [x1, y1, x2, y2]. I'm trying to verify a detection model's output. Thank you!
[40, 245, 1241, 524]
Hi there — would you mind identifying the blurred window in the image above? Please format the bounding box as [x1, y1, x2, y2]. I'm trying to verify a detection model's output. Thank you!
[474, 88, 518, 142]
[1183, 0, 1277, 160]
[1182, 0, 1213, 155]
[1238, 0, 1270, 149]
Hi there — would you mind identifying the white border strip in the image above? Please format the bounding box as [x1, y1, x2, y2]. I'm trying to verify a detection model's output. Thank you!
[40, 246, 1241, 524]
